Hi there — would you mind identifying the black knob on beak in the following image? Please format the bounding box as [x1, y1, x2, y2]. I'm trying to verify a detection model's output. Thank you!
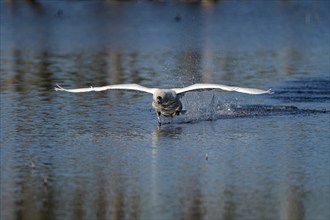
[157, 96, 162, 104]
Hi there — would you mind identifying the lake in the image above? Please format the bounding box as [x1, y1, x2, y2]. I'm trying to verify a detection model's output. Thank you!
[1, 1, 329, 219]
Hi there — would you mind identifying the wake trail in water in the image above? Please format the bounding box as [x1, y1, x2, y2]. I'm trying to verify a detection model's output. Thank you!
[161, 95, 329, 124]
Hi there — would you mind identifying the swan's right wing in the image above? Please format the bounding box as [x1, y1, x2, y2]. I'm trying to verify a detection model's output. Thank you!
[55, 84, 157, 94]
[173, 83, 273, 95]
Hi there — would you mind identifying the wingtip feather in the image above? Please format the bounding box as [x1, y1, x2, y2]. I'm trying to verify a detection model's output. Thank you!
[54, 84, 65, 91]
[267, 89, 274, 94]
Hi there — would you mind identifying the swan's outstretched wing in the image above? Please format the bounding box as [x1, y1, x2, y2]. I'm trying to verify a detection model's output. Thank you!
[55, 84, 157, 94]
[173, 83, 273, 95]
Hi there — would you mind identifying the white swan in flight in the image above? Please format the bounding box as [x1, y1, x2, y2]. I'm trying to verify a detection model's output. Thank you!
[55, 83, 273, 125]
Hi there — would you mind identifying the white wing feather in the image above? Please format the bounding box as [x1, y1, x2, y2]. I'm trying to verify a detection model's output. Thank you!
[173, 83, 273, 95]
[55, 84, 157, 94]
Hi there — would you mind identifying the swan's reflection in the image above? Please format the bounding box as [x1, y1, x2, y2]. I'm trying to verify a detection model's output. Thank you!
[152, 125, 183, 142]
[148, 125, 183, 218]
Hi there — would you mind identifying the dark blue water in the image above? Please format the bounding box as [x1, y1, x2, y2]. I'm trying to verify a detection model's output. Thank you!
[1, 1, 329, 219]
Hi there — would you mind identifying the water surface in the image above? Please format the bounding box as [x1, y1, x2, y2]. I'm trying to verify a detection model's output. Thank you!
[1, 1, 329, 220]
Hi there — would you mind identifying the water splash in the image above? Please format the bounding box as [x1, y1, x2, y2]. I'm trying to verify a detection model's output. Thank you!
[163, 95, 329, 124]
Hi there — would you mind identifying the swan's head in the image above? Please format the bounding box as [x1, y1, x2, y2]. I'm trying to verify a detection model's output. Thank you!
[153, 90, 166, 104]
[153, 89, 177, 104]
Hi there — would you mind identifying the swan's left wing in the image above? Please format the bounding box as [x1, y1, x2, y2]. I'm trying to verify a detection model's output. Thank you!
[173, 83, 273, 95]
[55, 84, 157, 94]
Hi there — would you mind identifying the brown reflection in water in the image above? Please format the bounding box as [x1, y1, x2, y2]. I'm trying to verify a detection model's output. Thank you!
[12, 50, 26, 93]
[110, 51, 125, 85]
[95, 169, 107, 220]
[222, 187, 236, 220]
[1, 49, 52, 94]
[72, 189, 85, 220]
[10, 154, 56, 220]
[182, 189, 205, 220]
[88, 50, 109, 87]
[280, 185, 305, 220]
[37, 51, 55, 102]
[106, 172, 141, 219]
[279, 47, 305, 76]
[128, 52, 143, 84]
[110, 187, 124, 220]
[94, 156, 141, 220]
[219, 53, 238, 83]
[1, 49, 150, 93]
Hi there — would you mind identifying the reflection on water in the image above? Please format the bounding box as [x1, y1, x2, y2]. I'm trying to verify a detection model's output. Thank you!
[1, 1, 329, 220]
[281, 186, 305, 220]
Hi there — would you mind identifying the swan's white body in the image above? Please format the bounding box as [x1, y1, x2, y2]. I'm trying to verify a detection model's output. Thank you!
[55, 83, 272, 124]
